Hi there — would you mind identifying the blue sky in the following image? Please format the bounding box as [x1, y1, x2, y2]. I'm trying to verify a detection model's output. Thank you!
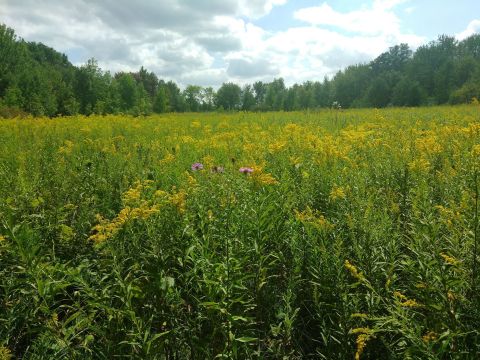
[2, 0, 479, 87]
[255, 0, 480, 38]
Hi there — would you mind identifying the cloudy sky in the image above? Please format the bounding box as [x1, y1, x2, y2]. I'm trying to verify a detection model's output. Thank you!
[2, 0, 480, 88]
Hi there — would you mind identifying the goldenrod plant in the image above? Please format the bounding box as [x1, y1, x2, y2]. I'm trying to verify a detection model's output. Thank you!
[0, 105, 479, 358]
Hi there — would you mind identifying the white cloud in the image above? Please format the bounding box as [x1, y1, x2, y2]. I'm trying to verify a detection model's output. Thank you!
[456, 19, 480, 40]
[238, 0, 287, 18]
[2, 0, 427, 88]
[293, 1, 405, 35]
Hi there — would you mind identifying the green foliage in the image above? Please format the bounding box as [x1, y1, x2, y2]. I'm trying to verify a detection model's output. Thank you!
[1, 107, 479, 358]
[216, 82, 242, 110]
[1, 23, 480, 115]
[184, 85, 202, 112]
[392, 77, 426, 107]
[153, 86, 168, 113]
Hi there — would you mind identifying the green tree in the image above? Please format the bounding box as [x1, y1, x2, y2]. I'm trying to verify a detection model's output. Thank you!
[216, 82, 241, 110]
[253, 81, 267, 109]
[184, 85, 202, 112]
[200, 87, 215, 111]
[333, 64, 371, 108]
[153, 86, 168, 113]
[265, 78, 286, 110]
[241, 85, 256, 111]
[366, 76, 391, 107]
[391, 77, 425, 106]
[116, 72, 138, 112]
[165, 81, 186, 112]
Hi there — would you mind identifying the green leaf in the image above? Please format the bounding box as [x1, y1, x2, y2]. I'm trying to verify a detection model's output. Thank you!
[235, 336, 257, 343]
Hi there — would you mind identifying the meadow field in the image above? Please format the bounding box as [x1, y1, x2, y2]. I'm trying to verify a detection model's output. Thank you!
[1, 106, 480, 359]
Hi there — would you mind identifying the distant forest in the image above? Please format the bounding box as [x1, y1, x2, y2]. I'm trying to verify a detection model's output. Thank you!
[1, 23, 479, 117]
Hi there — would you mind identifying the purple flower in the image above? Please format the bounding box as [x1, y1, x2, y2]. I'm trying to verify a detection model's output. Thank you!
[191, 162, 204, 171]
[239, 167, 253, 174]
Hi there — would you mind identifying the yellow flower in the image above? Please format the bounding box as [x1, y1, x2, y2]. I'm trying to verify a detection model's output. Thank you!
[122, 181, 142, 205]
[159, 152, 175, 165]
[355, 334, 370, 360]
[440, 252, 460, 266]
[422, 331, 437, 343]
[345, 260, 364, 282]
[400, 299, 420, 307]
[408, 158, 430, 172]
[394, 291, 421, 307]
[268, 140, 287, 154]
[253, 172, 278, 186]
[295, 207, 334, 231]
[349, 328, 374, 360]
[0, 346, 12, 360]
[350, 327, 372, 335]
[330, 185, 346, 200]
[202, 155, 215, 168]
[169, 188, 187, 214]
[89, 202, 159, 244]
[415, 135, 442, 155]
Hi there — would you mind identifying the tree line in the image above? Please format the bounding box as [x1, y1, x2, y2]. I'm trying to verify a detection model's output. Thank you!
[1, 23, 479, 117]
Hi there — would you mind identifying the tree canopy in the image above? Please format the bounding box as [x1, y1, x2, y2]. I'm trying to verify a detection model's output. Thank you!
[1, 23, 479, 117]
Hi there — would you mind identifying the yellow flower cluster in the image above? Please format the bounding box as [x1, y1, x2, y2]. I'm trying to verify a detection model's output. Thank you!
[0, 346, 12, 360]
[393, 291, 421, 307]
[169, 187, 187, 214]
[159, 152, 175, 166]
[268, 140, 287, 154]
[471, 144, 480, 157]
[122, 180, 144, 205]
[422, 331, 437, 343]
[294, 206, 334, 232]
[89, 204, 160, 244]
[434, 205, 462, 229]
[440, 252, 460, 266]
[349, 328, 374, 360]
[344, 260, 365, 282]
[58, 140, 74, 154]
[329, 185, 347, 201]
[408, 158, 431, 172]
[89, 180, 160, 244]
[415, 134, 443, 155]
[253, 172, 278, 186]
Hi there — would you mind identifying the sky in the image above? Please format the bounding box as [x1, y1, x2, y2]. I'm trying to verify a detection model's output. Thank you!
[2, 0, 480, 88]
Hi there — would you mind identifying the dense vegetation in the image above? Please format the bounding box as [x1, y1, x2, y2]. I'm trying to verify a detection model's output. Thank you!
[1, 106, 479, 358]
[1, 23, 480, 117]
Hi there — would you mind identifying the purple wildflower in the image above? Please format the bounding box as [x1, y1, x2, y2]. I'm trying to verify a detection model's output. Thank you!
[191, 162, 204, 171]
[239, 167, 253, 174]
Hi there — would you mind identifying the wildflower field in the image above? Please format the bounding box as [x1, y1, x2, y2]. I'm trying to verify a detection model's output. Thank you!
[1, 106, 480, 359]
